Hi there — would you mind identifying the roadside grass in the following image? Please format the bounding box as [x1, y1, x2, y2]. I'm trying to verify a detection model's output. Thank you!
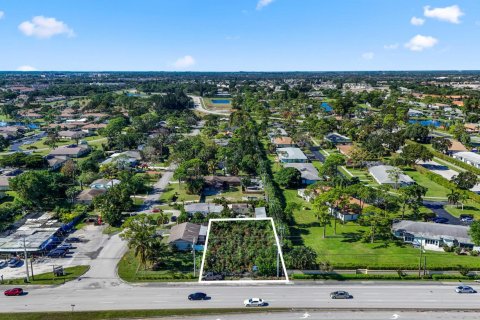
[0, 309, 281, 320]
[403, 169, 451, 199]
[2, 266, 89, 285]
[102, 226, 122, 235]
[117, 249, 199, 282]
[444, 201, 480, 220]
[204, 187, 245, 202]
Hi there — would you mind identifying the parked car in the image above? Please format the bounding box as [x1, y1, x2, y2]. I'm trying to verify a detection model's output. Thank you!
[58, 243, 73, 250]
[4, 288, 23, 296]
[47, 249, 67, 258]
[0, 260, 7, 268]
[330, 291, 352, 299]
[456, 286, 476, 293]
[65, 237, 83, 243]
[433, 217, 449, 224]
[203, 272, 224, 281]
[171, 216, 177, 222]
[188, 292, 208, 300]
[244, 298, 266, 307]
[7, 257, 21, 268]
[461, 216, 474, 223]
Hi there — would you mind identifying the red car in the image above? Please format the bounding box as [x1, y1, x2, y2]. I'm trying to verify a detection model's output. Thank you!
[4, 288, 23, 296]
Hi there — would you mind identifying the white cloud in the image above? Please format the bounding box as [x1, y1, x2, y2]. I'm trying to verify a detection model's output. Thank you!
[424, 5, 464, 24]
[384, 43, 399, 50]
[361, 52, 374, 60]
[17, 65, 37, 71]
[410, 16, 425, 26]
[256, 0, 274, 10]
[405, 34, 438, 52]
[0, 11, 4, 20]
[173, 55, 196, 69]
[18, 16, 74, 39]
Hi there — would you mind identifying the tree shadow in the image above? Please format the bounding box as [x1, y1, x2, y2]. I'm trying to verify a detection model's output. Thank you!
[340, 231, 364, 243]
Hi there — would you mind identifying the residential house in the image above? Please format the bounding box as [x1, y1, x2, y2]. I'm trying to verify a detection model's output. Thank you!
[184, 203, 223, 216]
[272, 136, 295, 148]
[283, 163, 321, 185]
[90, 178, 120, 190]
[407, 109, 424, 117]
[101, 150, 142, 167]
[228, 203, 253, 216]
[331, 197, 369, 222]
[324, 133, 352, 145]
[204, 175, 241, 191]
[277, 147, 308, 163]
[464, 123, 480, 133]
[168, 222, 207, 251]
[0, 176, 11, 198]
[81, 123, 107, 134]
[368, 165, 415, 187]
[49, 144, 90, 158]
[448, 139, 468, 153]
[58, 130, 87, 140]
[75, 188, 106, 205]
[452, 152, 480, 169]
[392, 220, 480, 252]
[46, 155, 68, 171]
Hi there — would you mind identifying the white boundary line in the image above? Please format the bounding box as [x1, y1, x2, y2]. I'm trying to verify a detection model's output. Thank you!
[198, 217, 289, 283]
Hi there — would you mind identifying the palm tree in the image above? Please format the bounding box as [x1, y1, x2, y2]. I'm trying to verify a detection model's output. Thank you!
[447, 190, 460, 207]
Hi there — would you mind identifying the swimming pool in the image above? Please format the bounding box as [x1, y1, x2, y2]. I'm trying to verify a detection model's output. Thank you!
[211, 99, 231, 104]
[321, 102, 333, 112]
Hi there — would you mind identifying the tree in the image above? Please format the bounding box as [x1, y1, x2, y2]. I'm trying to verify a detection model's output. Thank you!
[313, 198, 332, 238]
[10, 171, 66, 208]
[447, 190, 460, 207]
[359, 206, 390, 243]
[319, 153, 346, 178]
[120, 214, 166, 270]
[431, 137, 452, 154]
[404, 123, 429, 143]
[0, 136, 10, 151]
[61, 159, 77, 182]
[387, 167, 403, 189]
[348, 145, 369, 168]
[286, 246, 318, 269]
[102, 116, 128, 142]
[399, 144, 433, 166]
[24, 154, 47, 169]
[94, 184, 133, 226]
[275, 167, 302, 188]
[469, 221, 480, 246]
[452, 172, 478, 190]
[45, 131, 60, 149]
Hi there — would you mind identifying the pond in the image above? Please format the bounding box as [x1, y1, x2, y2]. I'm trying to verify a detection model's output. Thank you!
[408, 120, 443, 127]
[211, 99, 231, 104]
[321, 102, 333, 112]
[0, 121, 39, 129]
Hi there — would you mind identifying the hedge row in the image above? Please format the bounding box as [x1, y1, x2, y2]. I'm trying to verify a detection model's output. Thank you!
[414, 165, 480, 204]
[433, 149, 480, 176]
[292, 273, 480, 281]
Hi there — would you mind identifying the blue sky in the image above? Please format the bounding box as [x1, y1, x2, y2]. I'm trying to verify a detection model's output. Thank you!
[0, 0, 479, 71]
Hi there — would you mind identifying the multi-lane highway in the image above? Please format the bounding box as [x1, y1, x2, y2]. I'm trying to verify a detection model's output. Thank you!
[2, 282, 480, 313]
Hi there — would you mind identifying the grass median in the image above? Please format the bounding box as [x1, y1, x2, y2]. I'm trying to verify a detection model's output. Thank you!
[2, 265, 89, 286]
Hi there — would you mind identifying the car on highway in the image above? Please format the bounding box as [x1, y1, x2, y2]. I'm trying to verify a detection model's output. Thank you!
[455, 286, 476, 293]
[188, 292, 208, 300]
[244, 297, 266, 307]
[4, 288, 23, 296]
[330, 291, 353, 299]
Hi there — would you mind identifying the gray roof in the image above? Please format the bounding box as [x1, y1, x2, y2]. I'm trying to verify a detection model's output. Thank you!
[184, 203, 223, 214]
[368, 165, 414, 185]
[392, 220, 472, 244]
[277, 147, 308, 161]
[453, 152, 480, 165]
[284, 163, 321, 181]
[255, 207, 267, 218]
[325, 132, 352, 143]
[168, 222, 201, 243]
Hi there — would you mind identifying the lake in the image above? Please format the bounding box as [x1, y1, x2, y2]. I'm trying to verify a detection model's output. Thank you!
[211, 99, 231, 104]
[408, 120, 443, 128]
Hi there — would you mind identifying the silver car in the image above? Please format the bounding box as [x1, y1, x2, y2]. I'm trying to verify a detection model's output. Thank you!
[244, 297, 266, 307]
[455, 286, 476, 293]
[330, 291, 352, 299]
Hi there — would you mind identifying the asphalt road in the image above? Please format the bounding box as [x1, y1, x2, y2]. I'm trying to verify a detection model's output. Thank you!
[423, 201, 462, 225]
[2, 283, 480, 313]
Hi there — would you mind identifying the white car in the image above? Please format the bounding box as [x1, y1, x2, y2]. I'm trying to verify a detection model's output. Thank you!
[244, 297, 266, 307]
[455, 286, 476, 293]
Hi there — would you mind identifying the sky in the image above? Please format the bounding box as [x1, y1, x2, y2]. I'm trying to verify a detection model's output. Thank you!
[0, 0, 479, 71]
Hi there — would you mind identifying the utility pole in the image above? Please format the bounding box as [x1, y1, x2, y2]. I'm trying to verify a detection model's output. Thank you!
[418, 240, 424, 278]
[192, 237, 196, 277]
[23, 236, 30, 282]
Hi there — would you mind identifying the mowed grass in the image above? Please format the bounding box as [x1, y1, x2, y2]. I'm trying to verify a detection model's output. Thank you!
[3, 265, 89, 285]
[159, 182, 199, 204]
[445, 201, 480, 220]
[404, 169, 451, 198]
[291, 209, 480, 269]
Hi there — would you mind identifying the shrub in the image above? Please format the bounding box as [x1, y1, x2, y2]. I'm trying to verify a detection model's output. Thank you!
[470, 250, 479, 257]
[443, 245, 454, 253]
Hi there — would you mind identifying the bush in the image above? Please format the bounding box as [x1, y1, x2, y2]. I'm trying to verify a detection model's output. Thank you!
[443, 245, 454, 253]
[470, 250, 479, 257]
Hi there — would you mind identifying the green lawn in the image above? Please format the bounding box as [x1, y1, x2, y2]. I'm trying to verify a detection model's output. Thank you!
[404, 169, 451, 199]
[290, 209, 480, 269]
[159, 183, 199, 204]
[445, 201, 480, 220]
[204, 187, 245, 202]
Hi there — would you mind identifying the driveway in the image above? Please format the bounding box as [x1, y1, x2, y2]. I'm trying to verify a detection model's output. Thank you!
[309, 146, 326, 162]
[423, 201, 462, 225]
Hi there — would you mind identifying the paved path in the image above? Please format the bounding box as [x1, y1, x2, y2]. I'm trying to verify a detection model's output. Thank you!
[423, 201, 462, 225]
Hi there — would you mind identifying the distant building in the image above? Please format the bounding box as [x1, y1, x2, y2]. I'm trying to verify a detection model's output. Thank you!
[368, 165, 414, 187]
[392, 220, 480, 252]
[277, 147, 308, 163]
[89, 178, 121, 190]
[75, 188, 106, 205]
[49, 144, 90, 158]
[58, 130, 87, 140]
[46, 155, 68, 171]
[272, 136, 295, 148]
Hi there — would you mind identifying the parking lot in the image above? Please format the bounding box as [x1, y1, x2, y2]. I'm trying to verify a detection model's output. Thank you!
[0, 224, 108, 280]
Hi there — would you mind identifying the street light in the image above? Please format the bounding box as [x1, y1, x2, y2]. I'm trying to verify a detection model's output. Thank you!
[22, 235, 30, 283]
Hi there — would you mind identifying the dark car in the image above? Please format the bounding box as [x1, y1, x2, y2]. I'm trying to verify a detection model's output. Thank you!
[4, 288, 23, 296]
[433, 217, 449, 224]
[65, 237, 82, 243]
[330, 291, 352, 299]
[203, 272, 224, 281]
[188, 292, 208, 300]
[171, 216, 177, 222]
[47, 249, 67, 258]
[7, 257, 21, 268]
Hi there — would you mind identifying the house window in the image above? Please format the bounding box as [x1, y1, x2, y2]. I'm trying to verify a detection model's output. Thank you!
[425, 239, 438, 245]
[405, 236, 414, 242]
